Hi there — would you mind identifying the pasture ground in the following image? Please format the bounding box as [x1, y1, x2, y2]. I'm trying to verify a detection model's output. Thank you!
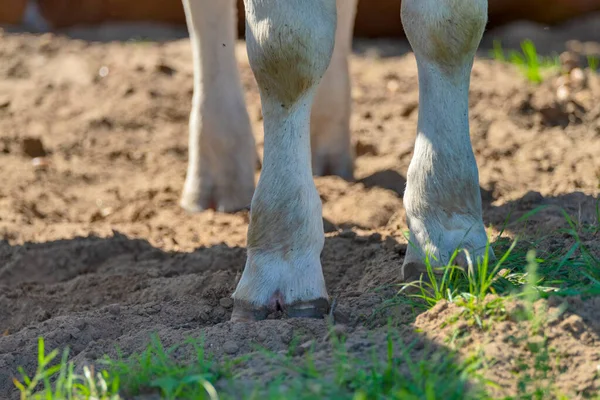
[0, 22, 599, 399]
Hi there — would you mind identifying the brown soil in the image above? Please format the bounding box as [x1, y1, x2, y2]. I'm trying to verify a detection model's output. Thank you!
[0, 23, 599, 399]
[417, 297, 600, 398]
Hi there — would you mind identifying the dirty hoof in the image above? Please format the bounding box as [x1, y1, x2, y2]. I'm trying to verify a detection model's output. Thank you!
[180, 184, 253, 214]
[230, 298, 329, 322]
[230, 300, 270, 322]
[286, 298, 330, 318]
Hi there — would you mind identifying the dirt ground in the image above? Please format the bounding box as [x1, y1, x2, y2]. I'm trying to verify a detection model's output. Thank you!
[0, 19, 599, 399]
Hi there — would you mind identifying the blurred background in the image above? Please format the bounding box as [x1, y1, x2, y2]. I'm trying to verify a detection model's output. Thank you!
[1, 0, 600, 44]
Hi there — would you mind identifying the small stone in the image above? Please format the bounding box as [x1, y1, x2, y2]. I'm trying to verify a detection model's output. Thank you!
[556, 85, 570, 103]
[222, 341, 239, 355]
[98, 66, 109, 77]
[555, 75, 570, 88]
[569, 67, 587, 89]
[332, 306, 351, 325]
[31, 157, 50, 170]
[386, 80, 400, 92]
[219, 298, 234, 309]
[559, 51, 580, 72]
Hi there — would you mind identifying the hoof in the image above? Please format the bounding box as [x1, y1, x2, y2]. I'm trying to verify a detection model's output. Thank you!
[230, 298, 329, 322]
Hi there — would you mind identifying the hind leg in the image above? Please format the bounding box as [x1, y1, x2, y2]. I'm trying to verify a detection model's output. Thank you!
[310, 0, 357, 180]
[180, 0, 256, 213]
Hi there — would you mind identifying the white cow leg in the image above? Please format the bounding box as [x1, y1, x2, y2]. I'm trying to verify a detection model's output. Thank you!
[180, 0, 256, 213]
[400, 0, 495, 279]
[310, 0, 357, 179]
[231, 0, 337, 321]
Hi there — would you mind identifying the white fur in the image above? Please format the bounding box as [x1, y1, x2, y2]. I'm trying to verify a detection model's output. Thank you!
[180, 0, 256, 213]
[232, 0, 337, 307]
[229, 0, 492, 310]
[181, 0, 357, 213]
[401, 0, 494, 275]
[310, 0, 357, 179]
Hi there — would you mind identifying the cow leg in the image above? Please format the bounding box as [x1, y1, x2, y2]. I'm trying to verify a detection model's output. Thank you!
[231, 0, 337, 322]
[310, 0, 358, 179]
[400, 0, 495, 279]
[180, 0, 256, 213]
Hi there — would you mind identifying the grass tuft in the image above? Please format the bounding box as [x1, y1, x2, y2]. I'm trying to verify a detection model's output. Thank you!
[491, 40, 559, 83]
[15, 331, 492, 400]
[14, 337, 120, 399]
[396, 205, 600, 326]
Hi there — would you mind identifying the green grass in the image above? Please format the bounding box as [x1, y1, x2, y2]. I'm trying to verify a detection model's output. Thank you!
[13, 337, 120, 400]
[396, 204, 599, 319]
[588, 55, 600, 72]
[389, 206, 599, 399]
[107, 335, 225, 399]
[491, 40, 560, 83]
[15, 332, 490, 400]
[491, 40, 600, 83]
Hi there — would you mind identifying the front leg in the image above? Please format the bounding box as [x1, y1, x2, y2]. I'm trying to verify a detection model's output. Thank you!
[231, 0, 337, 321]
[401, 0, 495, 279]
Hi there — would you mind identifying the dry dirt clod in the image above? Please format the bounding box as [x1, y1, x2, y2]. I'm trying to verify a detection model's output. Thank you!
[324, 324, 348, 342]
[556, 85, 571, 103]
[569, 68, 587, 89]
[520, 190, 543, 205]
[560, 51, 580, 72]
[219, 298, 234, 309]
[222, 341, 239, 355]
